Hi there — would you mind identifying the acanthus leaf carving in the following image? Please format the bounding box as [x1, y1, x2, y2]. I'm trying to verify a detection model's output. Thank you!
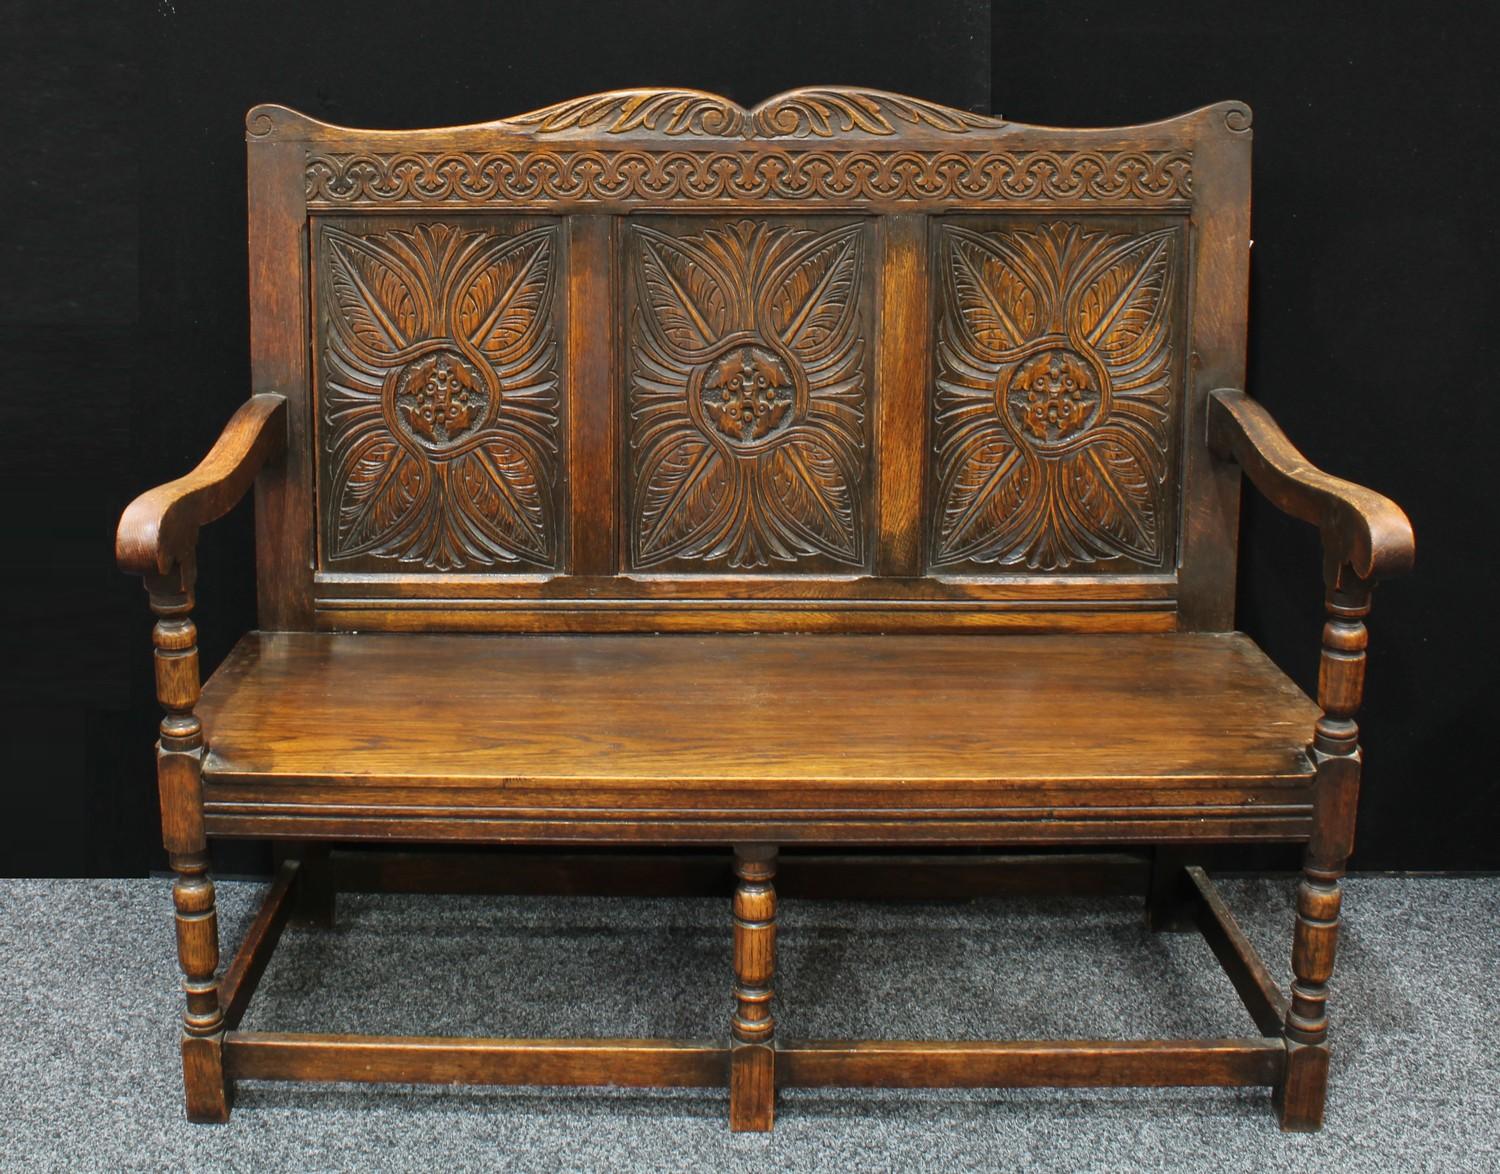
[931, 220, 1181, 572]
[508, 87, 1002, 139]
[635, 227, 739, 354]
[750, 89, 1005, 138]
[512, 89, 747, 137]
[317, 219, 563, 571]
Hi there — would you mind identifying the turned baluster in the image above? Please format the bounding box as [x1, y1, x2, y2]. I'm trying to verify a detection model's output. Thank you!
[147, 560, 230, 1121]
[1279, 574, 1370, 1131]
[730, 845, 777, 1131]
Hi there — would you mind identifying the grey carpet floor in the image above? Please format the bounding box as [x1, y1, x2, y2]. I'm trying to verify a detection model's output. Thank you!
[1, 876, 1497, 1172]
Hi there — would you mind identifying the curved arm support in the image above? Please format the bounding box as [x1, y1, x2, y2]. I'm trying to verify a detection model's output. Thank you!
[1208, 389, 1413, 1126]
[116, 394, 287, 577]
[1207, 389, 1414, 584]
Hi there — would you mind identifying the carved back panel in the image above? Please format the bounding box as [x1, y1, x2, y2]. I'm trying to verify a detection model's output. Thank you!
[246, 88, 1251, 633]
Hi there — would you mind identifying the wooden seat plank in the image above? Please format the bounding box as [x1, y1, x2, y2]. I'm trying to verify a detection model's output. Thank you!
[198, 632, 1317, 805]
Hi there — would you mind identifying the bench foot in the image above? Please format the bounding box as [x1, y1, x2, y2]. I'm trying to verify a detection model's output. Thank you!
[1275, 1038, 1329, 1131]
[182, 1033, 231, 1122]
[730, 1044, 775, 1132]
[730, 845, 777, 1131]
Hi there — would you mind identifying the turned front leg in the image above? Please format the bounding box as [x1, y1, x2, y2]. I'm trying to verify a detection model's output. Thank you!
[1279, 580, 1369, 1131]
[730, 845, 777, 1132]
[149, 565, 230, 1122]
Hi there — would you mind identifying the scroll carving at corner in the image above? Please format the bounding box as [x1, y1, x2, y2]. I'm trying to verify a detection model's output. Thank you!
[625, 219, 871, 571]
[931, 220, 1183, 571]
[307, 149, 1192, 206]
[1223, 104, 1253, 133]
[246, 108, 277, 138]
[508, 87, 1003, 139]
[316, 220, 563, 571]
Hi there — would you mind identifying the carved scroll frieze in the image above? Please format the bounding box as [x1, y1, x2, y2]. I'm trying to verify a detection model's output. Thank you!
[315, 219, 563, 571]
[306, 149, 1192, 207]
[625, 218, 872, 571]
[931, 219, 1185, 572]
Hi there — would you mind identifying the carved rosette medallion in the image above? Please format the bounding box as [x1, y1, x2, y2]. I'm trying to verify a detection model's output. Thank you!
[932, 221, 1181, 570]
[395, 350, 486, 447]
[316, 221, 562, 570]
[1004, 343, 1107, 447]
[696, 343, 799, 447]
[627, 219, 869, 570]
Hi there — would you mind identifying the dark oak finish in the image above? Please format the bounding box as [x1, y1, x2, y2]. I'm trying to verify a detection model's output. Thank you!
[1207, 389, 1414, 584]
[218, 860, 298, 1031]
[777, 1038, 1286, 1089]
[193, 633, 1319, 839]
[117, 394, 286, 577]
[1188, 866, 1290, 1037]
[116, 87, 1413, 1132]
[224, 1034, 729, 1087]
[730, 845, 778, 1130]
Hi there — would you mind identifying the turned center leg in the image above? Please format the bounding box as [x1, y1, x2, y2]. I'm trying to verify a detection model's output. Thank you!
[730, 844, 777, 1132]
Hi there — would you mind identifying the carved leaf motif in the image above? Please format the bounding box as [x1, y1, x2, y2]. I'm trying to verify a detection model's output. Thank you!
[635, 433, 733, 565]
[451, 439, 552, 563]
[333, 436, 427, 555]
[511, 89, 746, 136]
[456, 228, 553, 361]
[762, 436, 861, 563]
[1076, 230, 1174, 367]
[764, 225, 862, 361]
[626, 219, 870, 571]
[325, 230, 426, 357]
[1059, 433, 1162, 563]
[933, 431, 1033, 564]
[932, 221, 1179, 570]
[751, 89, 1005, 138]
[318, 220, 561, 570]
[945, 228, 1041, 358]
[507, 88, 1002, 139]
[635, 230, 734, 356]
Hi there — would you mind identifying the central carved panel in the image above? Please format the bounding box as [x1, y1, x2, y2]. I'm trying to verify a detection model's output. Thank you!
[625, 217, 872, 572]
[930, 217, 1185, 573]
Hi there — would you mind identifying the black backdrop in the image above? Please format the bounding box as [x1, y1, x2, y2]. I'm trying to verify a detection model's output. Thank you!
[1, 1, 1494, 876]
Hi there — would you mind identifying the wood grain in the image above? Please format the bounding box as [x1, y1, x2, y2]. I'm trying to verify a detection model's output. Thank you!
[116, 394, 286, 575]
[1188, 866, 1289, 1036]
[218, 860, 298, 1031]
[224, 1033, 728, 1087]
[197, 631, 1316, 789]
[1207, 389, 1415, 583]
[777, 1038, 1284, 1088]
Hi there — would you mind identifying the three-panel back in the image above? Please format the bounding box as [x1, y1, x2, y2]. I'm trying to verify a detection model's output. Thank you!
[246, 89, 1250, 633]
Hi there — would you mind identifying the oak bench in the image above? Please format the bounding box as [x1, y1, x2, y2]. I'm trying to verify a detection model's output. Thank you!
[116, 88, 1414, 1131]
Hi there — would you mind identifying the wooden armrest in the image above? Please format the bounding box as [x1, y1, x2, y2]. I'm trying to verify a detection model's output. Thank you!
[116, 394, 288, 576]
[1207, 388, 1414, 583]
